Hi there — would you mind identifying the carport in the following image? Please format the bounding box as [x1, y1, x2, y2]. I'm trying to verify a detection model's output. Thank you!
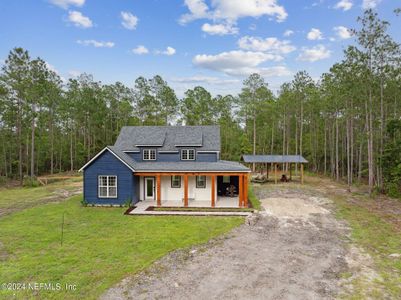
[241, 155, 308, 184]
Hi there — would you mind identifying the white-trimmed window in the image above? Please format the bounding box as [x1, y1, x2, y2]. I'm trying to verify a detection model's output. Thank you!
[196, 176, 206, 188]
[98, 175, 117, 198]
[171, 175, 181, 188]
[143, 149, 156, 160]
[181, 149, 195, 160]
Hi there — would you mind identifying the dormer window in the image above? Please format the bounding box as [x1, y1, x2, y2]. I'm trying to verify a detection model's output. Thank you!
[143, 149, 156, 160]
[181, 149, 195, 160]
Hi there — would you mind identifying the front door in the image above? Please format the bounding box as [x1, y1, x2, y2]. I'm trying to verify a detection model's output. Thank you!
[144, 177, 155, 200]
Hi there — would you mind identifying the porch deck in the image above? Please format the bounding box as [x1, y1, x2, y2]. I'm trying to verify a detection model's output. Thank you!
[128, 197, 251, 216]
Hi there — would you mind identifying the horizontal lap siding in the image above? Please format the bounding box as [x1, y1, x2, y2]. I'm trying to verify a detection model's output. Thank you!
[125, 151, 216, 162]
[84, 151, 137, 205]
[196, 153, 217, 162]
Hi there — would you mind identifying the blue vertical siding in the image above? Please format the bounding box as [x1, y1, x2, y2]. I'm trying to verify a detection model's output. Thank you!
[83, 150, 138, 205]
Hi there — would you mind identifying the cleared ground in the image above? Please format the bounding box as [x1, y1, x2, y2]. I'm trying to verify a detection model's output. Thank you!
[103, 177, 392, 299]
[0, 176, 83, 217]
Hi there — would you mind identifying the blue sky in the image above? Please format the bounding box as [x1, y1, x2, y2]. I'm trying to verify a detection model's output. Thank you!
[0, 0, 400, 96]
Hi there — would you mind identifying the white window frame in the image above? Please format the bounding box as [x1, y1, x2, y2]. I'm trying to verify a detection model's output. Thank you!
[98, 175, 118, 198]
[181, 149, 195, 161]
[143, 149, 156, 160]
[171, 175, 181, 188]
[196, 175, 206, 188]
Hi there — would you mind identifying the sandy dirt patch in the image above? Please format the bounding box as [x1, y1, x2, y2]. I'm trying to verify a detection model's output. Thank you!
[101, 185, 364, 300]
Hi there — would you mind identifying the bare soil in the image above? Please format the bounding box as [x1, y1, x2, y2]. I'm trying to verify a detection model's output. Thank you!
[102, 183, 378, 300]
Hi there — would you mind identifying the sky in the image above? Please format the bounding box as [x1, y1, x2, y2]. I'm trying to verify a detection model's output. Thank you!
[0, 0, 400, 97]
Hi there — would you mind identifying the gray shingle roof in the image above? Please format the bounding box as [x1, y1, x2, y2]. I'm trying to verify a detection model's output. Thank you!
[242, 155, 308, 163]
[101, 147, 249, 172]
[114, 126, 220, 151]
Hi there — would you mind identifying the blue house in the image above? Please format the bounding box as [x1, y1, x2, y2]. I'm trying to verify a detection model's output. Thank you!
[79, 126, 250, 207]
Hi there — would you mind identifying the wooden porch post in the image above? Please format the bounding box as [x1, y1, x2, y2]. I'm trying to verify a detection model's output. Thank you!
[266, 163, 269, 179]
[184, 174, 188, 207]
[301, 164, 304, 184]
[156, 174, 161, 207]
[243, 174, 248, 207]
[211, 175, 216, 207]
[289, 163, 292, 181]
[274, 163, 277, 184]
[238, 174, 243, 207]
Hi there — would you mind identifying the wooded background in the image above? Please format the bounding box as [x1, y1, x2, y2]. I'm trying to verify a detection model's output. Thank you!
[0, 9, 400, 197]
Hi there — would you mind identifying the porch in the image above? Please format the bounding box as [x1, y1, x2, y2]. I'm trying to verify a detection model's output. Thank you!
[150, 196, 240, 208]
[135, 172, 249, 208]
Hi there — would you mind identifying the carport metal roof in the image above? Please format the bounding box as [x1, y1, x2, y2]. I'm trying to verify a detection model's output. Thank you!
[241, 155, 308, 164]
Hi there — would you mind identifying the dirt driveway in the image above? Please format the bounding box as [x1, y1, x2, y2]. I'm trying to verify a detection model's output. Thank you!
[102, 184, 373, 300]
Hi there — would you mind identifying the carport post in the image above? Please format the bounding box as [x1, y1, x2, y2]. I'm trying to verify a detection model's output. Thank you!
[301, 164, 304, 184]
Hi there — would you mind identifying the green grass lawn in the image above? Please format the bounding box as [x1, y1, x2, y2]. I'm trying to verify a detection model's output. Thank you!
[0, 195, 243, 299]
[248, 184, 261, 210]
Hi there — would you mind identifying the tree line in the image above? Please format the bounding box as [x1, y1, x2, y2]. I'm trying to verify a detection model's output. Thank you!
[0, 9, 400, 197]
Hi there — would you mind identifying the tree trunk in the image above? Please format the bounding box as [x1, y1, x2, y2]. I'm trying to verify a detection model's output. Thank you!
[335, 115, 339, 181]
[323, 119, 327, 176]
[252, 115, 256, 172]
[30, 111, 35, 178]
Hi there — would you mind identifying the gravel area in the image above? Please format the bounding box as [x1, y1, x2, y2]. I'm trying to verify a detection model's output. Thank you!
[101, 184, 371, 300]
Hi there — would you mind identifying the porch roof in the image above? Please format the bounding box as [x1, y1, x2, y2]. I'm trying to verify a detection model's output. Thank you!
[133, 160, 250, 172]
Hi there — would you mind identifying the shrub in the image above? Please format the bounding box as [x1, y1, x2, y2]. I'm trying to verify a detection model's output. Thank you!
[80, 198, 88, 207]
[124, 198, 132, 207]
[23, 177, 40, 187]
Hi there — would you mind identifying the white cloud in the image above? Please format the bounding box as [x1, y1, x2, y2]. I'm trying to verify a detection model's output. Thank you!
[68, 70, 81, 78]
[307, 28, 323, 40]
[156, 46, 176, 56]
[49, 0, 85, 9]
[333, 26, 351, 39]
[180, 0, 210, 24]
[298, 45, 331, 62]
[132, 45, 149, 55]
[201, 23, 238, 35]
[77, 40, 114, 47]
[171, 76, 240, 85]
[283, 29, 294, 37]
[334, 0, 353, 11]
[192, 50, 288, 76]
[238, 36, 296, 54]
[121, 11, 138, 30]
[362, 0, 382, 9]
[180, 0, 288, 24]
[68, 11, 92, 28]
